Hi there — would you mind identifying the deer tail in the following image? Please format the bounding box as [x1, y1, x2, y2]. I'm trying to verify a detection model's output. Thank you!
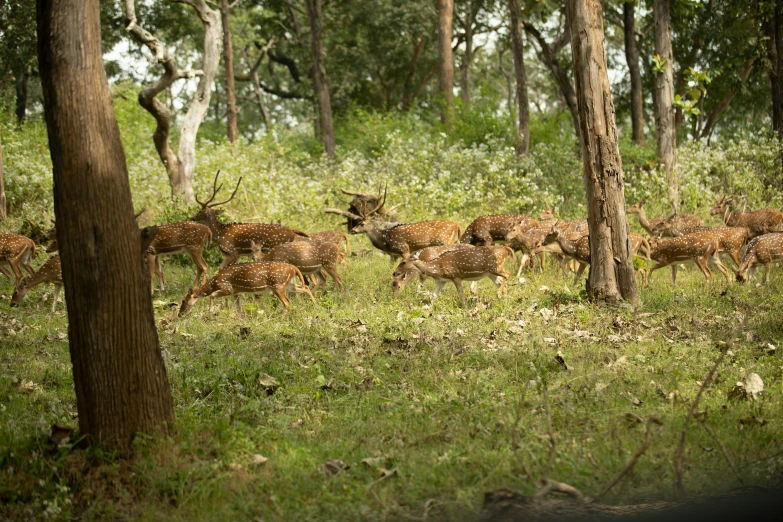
[503, 245, 515, 261]
[292, 229, 310, 238]
[642, 237, 651, 260]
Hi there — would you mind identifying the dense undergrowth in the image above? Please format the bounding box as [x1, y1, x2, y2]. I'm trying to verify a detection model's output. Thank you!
[1, 91, 783, 520]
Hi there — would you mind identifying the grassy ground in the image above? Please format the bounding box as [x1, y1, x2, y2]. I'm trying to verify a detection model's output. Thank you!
[1, 240, 782, 521]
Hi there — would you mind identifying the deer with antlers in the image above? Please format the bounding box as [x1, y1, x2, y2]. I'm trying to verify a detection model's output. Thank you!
[329, 187, 460, 262]
[733, 233, 783, 283]
[627, 201, 701, 236]
[192, 171, 310, 269]
[647, 230, 731, 285]
[178, 261, 316, 317]
[710, 196, 783, 237]
[0, 233, 36, 288]
[144, 221, 212, 293]
[325, 185, 402, 231]
[10, 255, 62, 313]
[394, 245, 513, 305]
[652, 221, 748, 269]
[251, 239, 344, 292]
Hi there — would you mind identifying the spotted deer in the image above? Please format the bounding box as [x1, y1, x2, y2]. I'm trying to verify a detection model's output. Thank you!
[733, 233, 783, 283]
[178, 261, 315, 317]
[647, 230, 731, 285]
[0, 233, 36, 287]
[652, 221, 748, 268]
[192, 171, 309, 269]
[295, 230, 349, 257]
[391, 244, 476, 296]
[460, 214, 538, 246]
[710, 196, 783, 237]
[144, 221, 212, 293]
[251, 239, 343, 292]
[540, 229, 591, 285]
[627, 201, 701, 235]
[394, 245, 513, 305]
[10, 255, 62, 313]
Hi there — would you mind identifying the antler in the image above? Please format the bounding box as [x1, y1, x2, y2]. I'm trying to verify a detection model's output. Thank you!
[209, 176, 243, 208]
[325, 208, 363, 220]
[340, 188, 366, 197]
[134, 208, 146, 220]
[195, 170, 223, 208]
[363, 183, 387, 219]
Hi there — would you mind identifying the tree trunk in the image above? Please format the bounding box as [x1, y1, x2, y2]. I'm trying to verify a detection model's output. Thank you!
[0, 127, 5, 220]
[460, 5, 473, 106]
[36, 0, 174, 450]
[402, 36, 427, 111]
[653, 0, 678, 212]
[250, 70, 272, 128]
[305, 0, 335, 157]
[15, 71, 29, 125]
[437, 0, 455, 127]
[770, 0, 783, 140]
[221, 0, 239, 143]
[697, 59, 756, 140]
[567, 0, 638, 305]
[623, 1, 645, 145]
[508, 0, 530, 156]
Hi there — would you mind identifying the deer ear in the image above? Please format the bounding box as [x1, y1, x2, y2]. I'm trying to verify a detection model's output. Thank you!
[250, 240, 257, 248]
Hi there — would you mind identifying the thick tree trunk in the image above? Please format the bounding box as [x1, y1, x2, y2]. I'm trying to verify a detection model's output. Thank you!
[437, 0, 455, 127]
[567, 0, 638, 305]
[623, 1, 645, 145]
[221, 0, 239, 143]
[15, 71, 29, 125]
[305, 0, 335, 157]
[653, 0, 678, 212]
[508, 0, 530, 156]
[0, 127, 5, 220]
[770, 0, 783, 140]
[460, 5, 473, 106]
[36, 0, 174, 450]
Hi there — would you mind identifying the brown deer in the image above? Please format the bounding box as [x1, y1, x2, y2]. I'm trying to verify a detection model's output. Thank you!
[630, 233, 652, 260]
[647, 231, 731, 285]
[391, 244, 475, 296]
[538, 205, 557, 226]
[250, 240, 343, 292]
[460, 214, 538, 246]
[734, 233, 783, 283]
[178, 261, 315, 317]
[710, 196, 783, 237]
[192, 171, 309, 269]
[10, 255, 62, 313]
[0, 233, 36, 287]
[144, 221, 212, 293]
[294, 230, 349, 258]
[540, 229, 591, 285]
[627, 201, 701, 235]
[394, 245, 513, 305]
[652, 221, 748, 268]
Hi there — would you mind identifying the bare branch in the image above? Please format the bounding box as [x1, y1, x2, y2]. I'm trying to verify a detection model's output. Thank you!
[595, 416, 662, 500]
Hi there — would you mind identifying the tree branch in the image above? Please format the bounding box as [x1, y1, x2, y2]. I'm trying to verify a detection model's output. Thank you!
[697, 58, 756, 140]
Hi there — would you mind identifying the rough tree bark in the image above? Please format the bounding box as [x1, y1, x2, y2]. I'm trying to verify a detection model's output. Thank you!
[508, 0, 530, 156]
[0, 126, 5, 220]
[36, 0, 174, 450]
[221, 0, 239, 143]
[121, 0, 222, 203]
[437, 0, 455, 127]
[769, 0, 783, 140]
[460, 4, 474, 106]
[524, 22, 581, 142]
[653, 0, 678, 212]
[623, 1, 645, 145]
[567, 0, 638, 305]
[15, 71, 29, 125]
[305, 0, 335, 157]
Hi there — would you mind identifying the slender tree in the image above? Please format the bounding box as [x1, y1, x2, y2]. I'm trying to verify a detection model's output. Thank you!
[37, 0, 174, 450]
[653, 0, 678, 212]
[769, 0, 783, 140]
[305, 0, 335, 157]
[121, 0, 222, 203]
[437, 0, 455, 127]
[567, 0, 638, 304]
[508, 0, 530, 156]
[0, 125, 5, 220]
[221, 0, 239, 143]
[623, 0, 645, 145]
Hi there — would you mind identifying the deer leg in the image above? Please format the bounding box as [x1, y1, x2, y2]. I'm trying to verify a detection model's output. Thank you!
[324, 266, 344, 292]
[470, 281, 479, 294]
[51, 284, 61, 314]
[647, 262, 667, 287]
[0, 263, 13, 280]
[432, 280, 445, 299]
[9, 261, 24, 288]
[671, 264, 678, 285]
[219, 250, 239, 270]
[145, 254, 157, 293]
[573, 263, 587, 286]
[273, 286, 292, 315]
[695, 257, 712, 281]
[189, 248, 209, 288]
[764, 263, 771, 284]
[711, 254, 731, 285]
[453, 279, 467, 306]
[156, 256, 167, 289]
[234, 295, 243, 316]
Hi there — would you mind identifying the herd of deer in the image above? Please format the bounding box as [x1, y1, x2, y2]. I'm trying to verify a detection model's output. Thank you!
[2, 173, 783, 316]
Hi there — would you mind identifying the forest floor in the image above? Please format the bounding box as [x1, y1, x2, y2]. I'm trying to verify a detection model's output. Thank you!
[1, 242, 782, 521]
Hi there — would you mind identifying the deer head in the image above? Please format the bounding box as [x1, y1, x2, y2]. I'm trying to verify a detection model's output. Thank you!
[710, 196, 732, 216]
[347, 185, 388, 234]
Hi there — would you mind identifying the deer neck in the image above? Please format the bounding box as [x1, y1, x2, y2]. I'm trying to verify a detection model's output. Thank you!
[723, 206, 733, 226]
[203, 212, 226, 239]
[636, 208, 652, 230]
[363, 224, 391, 251]
[556, 236, 578, 257]
[411, 259, 437, 276]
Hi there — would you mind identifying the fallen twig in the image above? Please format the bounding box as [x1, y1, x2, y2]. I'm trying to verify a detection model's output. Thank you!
[595, 416, 662, 500]
[535, 478, 585, 500]
[539, 384, 556, 484]
[697, 414, 744, 486]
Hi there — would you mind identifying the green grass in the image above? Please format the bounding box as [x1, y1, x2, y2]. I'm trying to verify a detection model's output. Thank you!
[1, 243, 783, 521]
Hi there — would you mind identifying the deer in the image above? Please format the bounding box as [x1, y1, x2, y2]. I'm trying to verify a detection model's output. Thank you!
[178, 261, 316, 317]
[391, 244, 476, 297]
[647, 230, 731, 285]
[540, 229, 591, 286]
[295, 230, 349, 255]
[250, 239, 344, 292]
[538, 205, 557, 227]
[710, 196, 783, 237]
[10, 255, 62, 313]
[652, 221, 748, 269]
[394, 245, 513, 305]
[460, 213, 538, 246]
[627, 201, 701, 235]
[192, 170, 310, 270]
[733, 233, 783, 283]
[0, 233, 36, 288]
[144, 221, 212, 293]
